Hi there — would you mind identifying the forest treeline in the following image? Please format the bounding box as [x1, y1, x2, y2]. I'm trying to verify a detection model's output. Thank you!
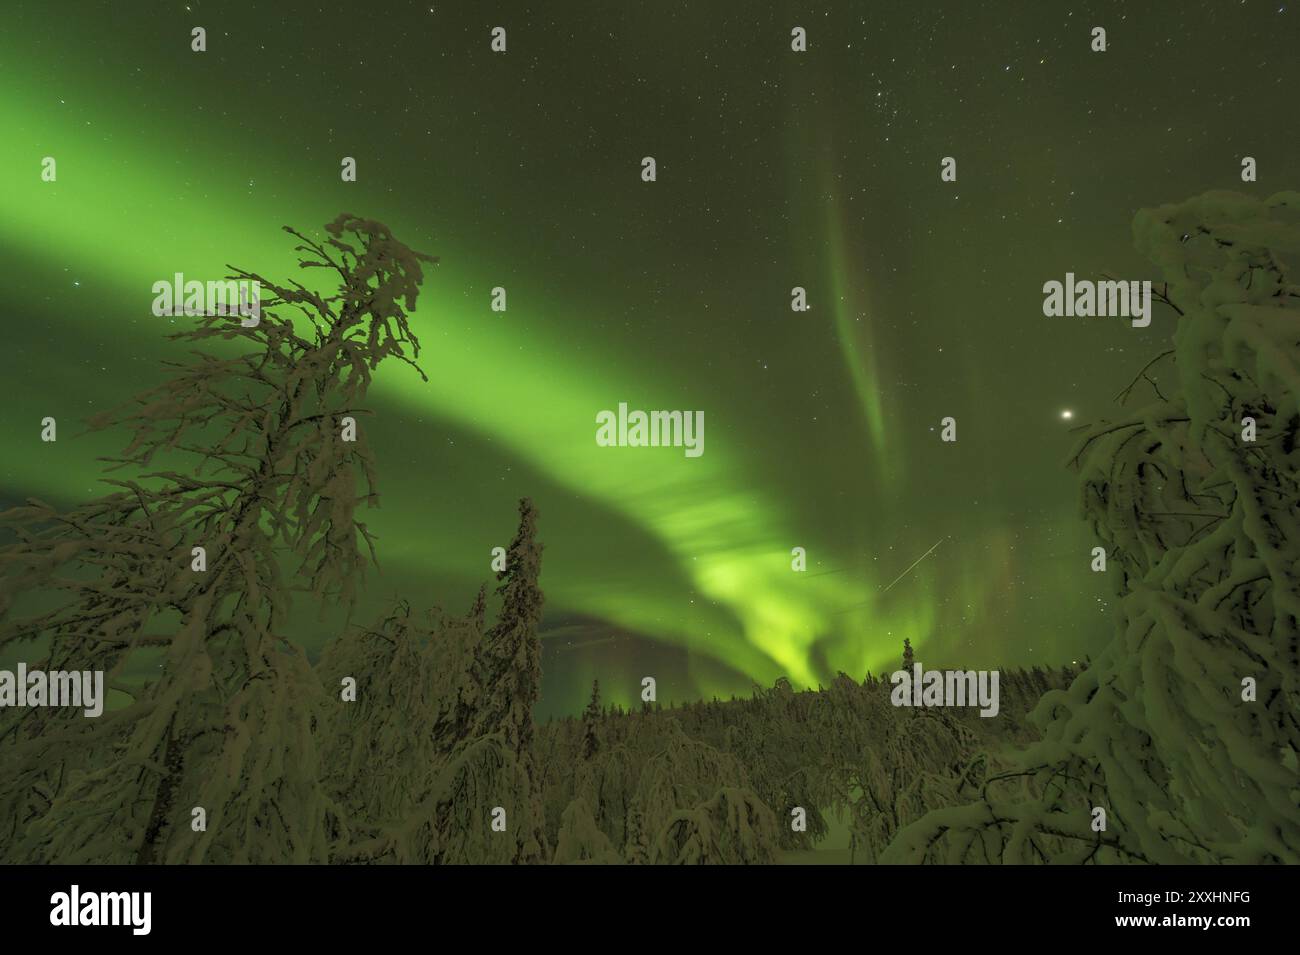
[535, 663, 1074, 863]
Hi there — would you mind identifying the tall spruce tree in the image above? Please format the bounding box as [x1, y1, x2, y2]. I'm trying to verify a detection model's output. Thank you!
[582, 679, 602, 760]
[472, 498, 545, 757]
[464, 496, 548, 861]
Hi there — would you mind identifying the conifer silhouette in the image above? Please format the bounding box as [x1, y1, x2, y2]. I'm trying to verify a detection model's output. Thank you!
[582, 679, 602, 760]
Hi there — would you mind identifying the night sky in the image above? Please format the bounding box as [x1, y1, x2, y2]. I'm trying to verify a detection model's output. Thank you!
[3, 1, 1296, 716]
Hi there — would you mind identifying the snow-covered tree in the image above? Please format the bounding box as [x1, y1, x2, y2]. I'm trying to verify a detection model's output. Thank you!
[472, 498, 545, 758]
[315, 594, 485, 855]
[466, 497, 548, 860]
[886, 190, 1300, 864]
[553, 795, 621, 864]
[0, 215, 436, 863]
[651, 786, 778, 864]
[581, 679, 602, 760]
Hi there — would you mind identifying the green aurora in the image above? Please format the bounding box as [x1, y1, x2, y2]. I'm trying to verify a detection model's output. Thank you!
[2, 0, 1295, 715]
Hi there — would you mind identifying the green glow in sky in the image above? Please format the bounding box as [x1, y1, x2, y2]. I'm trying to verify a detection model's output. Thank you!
[6, 1, 1288, 713]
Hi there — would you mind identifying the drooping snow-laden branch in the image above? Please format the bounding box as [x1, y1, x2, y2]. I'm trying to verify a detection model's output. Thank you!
[885, 190, 1300, 864]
